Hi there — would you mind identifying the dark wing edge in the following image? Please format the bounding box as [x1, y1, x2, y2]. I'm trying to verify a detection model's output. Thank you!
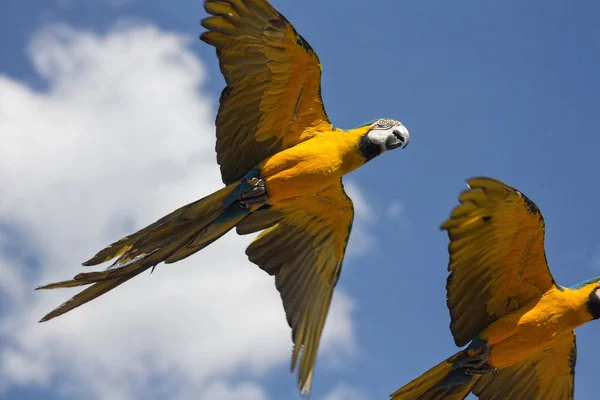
[442, 176, 556, 346]
[200, 0, 331, 184]
[241, 182, 354, 395]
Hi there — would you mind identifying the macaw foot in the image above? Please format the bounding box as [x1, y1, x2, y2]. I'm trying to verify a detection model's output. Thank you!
[238, 176, 268, 208]
[453, 339, 493, 375]
[464, 365, 497, 376]
[461, 342, 490, 369]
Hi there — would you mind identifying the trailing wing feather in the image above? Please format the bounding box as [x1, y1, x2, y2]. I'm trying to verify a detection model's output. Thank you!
[83, 185, 236, 266]
[241, 182, 354, 395]
[390, 351, 479, 400]
[37, 183, 250, 322]
[235, 206, 284, 235]
[441, 177, 556, 346]
[201, 0, 332, 184]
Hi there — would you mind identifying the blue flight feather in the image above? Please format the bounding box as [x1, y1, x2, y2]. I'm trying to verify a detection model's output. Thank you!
[222, 168, 261, 207]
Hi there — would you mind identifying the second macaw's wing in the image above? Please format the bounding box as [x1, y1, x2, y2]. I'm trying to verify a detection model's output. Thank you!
[441, 177, 556, 347]
[200, 0, 332, 184]
[473, 331, 576, 400]
[237, 182, 354, 395]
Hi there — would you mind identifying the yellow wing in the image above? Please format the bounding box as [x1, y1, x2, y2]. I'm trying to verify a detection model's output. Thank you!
[441, 177, 556, 346]
[201, 0, 332, 184]
[238, 182, 354, 394]
[473, 331, 576, 399]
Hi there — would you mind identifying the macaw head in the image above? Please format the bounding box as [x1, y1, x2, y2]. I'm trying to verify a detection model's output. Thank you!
[587, 280, 600, 320]
[358, 118, 410, 161]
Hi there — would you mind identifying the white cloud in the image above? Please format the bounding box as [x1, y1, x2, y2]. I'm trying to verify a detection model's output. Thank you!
[386, 200, 405, 221]
[193, 381, 268, 400]
[342, 180, 377, 258]
[322, 383, 369, 400]
[56, 0, 138, 9]
[0, 22, 362, 399]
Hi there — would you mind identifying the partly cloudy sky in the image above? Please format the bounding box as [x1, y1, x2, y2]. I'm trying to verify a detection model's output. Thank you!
[2, 1, 600, 400]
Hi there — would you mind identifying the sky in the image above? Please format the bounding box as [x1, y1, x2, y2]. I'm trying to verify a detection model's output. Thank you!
[1, 1, 600, 399]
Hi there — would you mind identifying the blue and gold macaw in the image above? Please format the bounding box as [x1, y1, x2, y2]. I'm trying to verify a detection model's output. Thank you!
[36, 0, 410, 394]
[391, 177, 599, 400]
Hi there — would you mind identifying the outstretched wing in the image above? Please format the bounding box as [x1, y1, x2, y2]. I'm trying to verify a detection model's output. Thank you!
[473, 331, 576, 400]
[238, 182, 354, 395]
[201, 0, 332, 184]
[441, 177, 556, 346]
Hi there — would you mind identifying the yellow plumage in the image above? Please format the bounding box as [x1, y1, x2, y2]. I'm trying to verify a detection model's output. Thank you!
[200, 0, 332, 184]
[392, 177, 596, 400]
[36, 0, 411, 396]
[390, 353, 467, 400]
[262, 126, 371, 203]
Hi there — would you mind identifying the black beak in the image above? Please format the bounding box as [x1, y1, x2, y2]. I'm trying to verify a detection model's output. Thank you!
[394, 127, 410, 149]
[386, 129, 410, 150]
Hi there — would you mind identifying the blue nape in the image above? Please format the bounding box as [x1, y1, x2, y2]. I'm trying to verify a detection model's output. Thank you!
[569, 276, 600, 290]
[351, 119, 377, 129]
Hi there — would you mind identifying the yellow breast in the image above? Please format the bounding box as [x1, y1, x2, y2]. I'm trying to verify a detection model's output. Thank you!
[261, 128, 367, 204]
[482, 285, 592, 368]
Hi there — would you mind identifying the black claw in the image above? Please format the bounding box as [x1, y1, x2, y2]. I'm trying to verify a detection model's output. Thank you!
[236, 176, 268, 208]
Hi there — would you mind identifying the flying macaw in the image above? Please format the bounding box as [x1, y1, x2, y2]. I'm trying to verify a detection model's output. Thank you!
[36, 0, 410, 395]
[391, 177, 599, 400]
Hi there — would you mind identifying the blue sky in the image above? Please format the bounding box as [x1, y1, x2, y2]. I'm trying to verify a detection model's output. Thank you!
[1, 1, 600, 399]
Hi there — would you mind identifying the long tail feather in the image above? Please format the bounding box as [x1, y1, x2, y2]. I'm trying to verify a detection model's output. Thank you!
[390, 351, 481, 400]
[82, 185, 237, 266]
[37, 182, 254, 322]
[38, 273, 144, 322]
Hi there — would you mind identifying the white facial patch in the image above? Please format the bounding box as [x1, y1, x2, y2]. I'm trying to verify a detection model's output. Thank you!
[366, 126, 397, 153]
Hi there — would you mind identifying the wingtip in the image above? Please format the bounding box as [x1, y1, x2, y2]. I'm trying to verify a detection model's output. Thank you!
[465, 176, 490, 189]
[35, 281, 69, 290]
[38, 311, 56, 323]
[298, 382, 311, 399]
[298, 368, 314, 399]
[82, 253, 104, 266]
[81, 253, 109, 267]
[35, 283, 54, 290]
[299, 384, 312, 399]
[198, 31, 210, 45]
[465, 176, 508, 188]
[439, 219, 453, 231]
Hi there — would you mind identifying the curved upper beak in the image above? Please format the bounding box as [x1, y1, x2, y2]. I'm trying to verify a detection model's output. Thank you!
[392, 125, 410, 149]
